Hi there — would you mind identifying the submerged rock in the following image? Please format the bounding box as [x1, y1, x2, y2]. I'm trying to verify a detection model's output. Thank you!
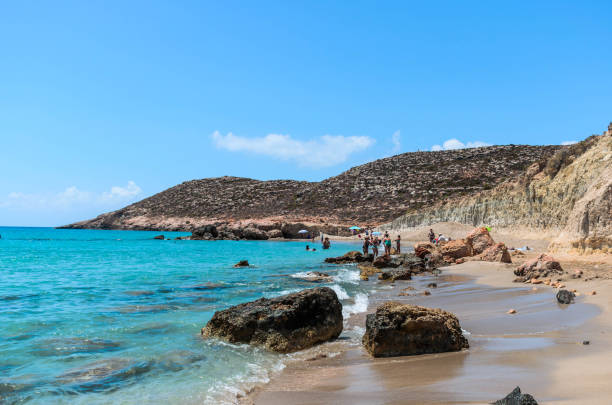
[362, 302, 468, 357]
[233, 260, 249, 268]
[201, 287, 343, 353]
[556, 289, 575, 304]
[324, 251, 371, 264]
[294, 271, 333, 282]
[153, 235, 164, 240]
[493, 386, 538, 404]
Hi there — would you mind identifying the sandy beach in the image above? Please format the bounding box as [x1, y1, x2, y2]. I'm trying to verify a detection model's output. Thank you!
[244, 239, 612, 404]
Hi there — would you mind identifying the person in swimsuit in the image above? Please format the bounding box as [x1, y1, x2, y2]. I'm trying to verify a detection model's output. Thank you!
[363, 237, 370, 255]
[322, 237, 331, 249]
[428, 229, 435, 243]
[383, 236, 392, 256]
[395, 235, 401, 254]
[372, 237, 379, 257]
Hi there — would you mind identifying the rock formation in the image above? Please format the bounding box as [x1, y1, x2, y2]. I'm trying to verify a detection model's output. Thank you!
[385, 127, 611, 253]
[362, 302, 468, 357]
[493, 386, 538, 405]
[513, 253, 564, 282]
[201, 287, 343, 353]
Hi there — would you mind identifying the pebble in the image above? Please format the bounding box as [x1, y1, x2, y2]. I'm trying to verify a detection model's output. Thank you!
[589, 291, 597, 296]
[507, 309, 517, 314]
[423, 290, 431, 296]
[583, 340, 590, 345]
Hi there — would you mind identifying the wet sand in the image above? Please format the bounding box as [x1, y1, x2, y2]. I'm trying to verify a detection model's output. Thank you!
[245, 261, 612, 404]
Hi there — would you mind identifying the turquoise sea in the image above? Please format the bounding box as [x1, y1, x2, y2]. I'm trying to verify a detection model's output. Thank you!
[0, 227, 369, 404]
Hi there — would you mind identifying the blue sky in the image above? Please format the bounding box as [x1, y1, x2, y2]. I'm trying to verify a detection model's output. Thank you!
[1, 1, 611, 226]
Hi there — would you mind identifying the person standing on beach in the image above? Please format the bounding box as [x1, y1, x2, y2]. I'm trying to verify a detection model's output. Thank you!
[372, 238, 379, 257]
[395, 235, 401, 254]
[363, 237, 370, 255]
[383, 235, 392, 256]
[428, 229, 435, 243]
[323, 237, 331, 249]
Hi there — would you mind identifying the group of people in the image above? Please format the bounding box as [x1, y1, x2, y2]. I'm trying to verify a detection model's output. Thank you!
[362, 232, 400, 258]
[428, 228, 450, 244]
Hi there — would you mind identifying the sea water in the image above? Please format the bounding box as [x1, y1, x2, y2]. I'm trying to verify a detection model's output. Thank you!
[0, 227, 368, 404]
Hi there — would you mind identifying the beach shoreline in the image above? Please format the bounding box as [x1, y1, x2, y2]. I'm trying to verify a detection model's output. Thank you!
[242, 241, 612, 404]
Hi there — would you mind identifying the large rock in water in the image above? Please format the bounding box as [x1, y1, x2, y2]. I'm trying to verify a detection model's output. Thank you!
[466, 227, 495, 254]
[362, 302, 468, 357]
[201, 287, 343, 353]
[325, 251, 371, 264]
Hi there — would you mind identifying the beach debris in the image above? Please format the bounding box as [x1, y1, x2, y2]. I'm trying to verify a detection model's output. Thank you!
[507, 309, 517, 314]
[362, 302, 468, 357]
[233, 260, 250, 268]
[201, 287, 343, 353]
[153, 235, 165, 240]
[556, 289, 575, 304]
[513, 253, 564, 283]
[493, 386, 538, 404]
[306, 353, 328, 361]
[571, 269, 583, 279]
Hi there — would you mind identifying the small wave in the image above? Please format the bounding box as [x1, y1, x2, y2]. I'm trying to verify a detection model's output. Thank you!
[333, 268, 360, 284]
[342, 293, 369, 318]
[330, 284, 349, 300]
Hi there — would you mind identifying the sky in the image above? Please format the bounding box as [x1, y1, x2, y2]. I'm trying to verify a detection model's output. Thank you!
[1, 1, 611, 226]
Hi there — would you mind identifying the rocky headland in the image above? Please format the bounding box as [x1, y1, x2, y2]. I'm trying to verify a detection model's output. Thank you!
[60, 144, 561, 239]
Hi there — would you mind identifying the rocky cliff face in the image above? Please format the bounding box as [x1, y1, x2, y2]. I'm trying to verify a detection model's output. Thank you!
[61, 144, 560, 238]
[384, 126, 612, 253]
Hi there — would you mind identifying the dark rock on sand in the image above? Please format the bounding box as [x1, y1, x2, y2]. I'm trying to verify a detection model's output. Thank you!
[324, 251, 371, 264]
[153, 235, 164, 240]
[493, 386, 538, 404]
[378, 269, 412, 282]
[372, 255, 400, 268]
[201, 287, 343, 353]
[234, 260, 250, 268]
[556, 289, 575, 304]
[362, 302, 468, 357]
[514, 253, 564, 282]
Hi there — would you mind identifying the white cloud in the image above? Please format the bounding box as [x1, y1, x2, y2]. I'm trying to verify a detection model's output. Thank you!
[101, 181, 142, 200]
[211, 131, 375, 167]
[431, 138, 491, 151]
[391, 130, 401, 153]
[1, 181, 142, 210]
[561, 140, 577, 145]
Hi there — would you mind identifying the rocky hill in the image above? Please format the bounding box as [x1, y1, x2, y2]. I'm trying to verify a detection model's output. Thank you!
[62, 143, 562, 238]
[383, 124, 612, 254]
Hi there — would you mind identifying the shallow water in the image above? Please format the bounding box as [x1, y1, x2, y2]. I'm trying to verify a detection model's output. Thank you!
[0, 227, 368, 404]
